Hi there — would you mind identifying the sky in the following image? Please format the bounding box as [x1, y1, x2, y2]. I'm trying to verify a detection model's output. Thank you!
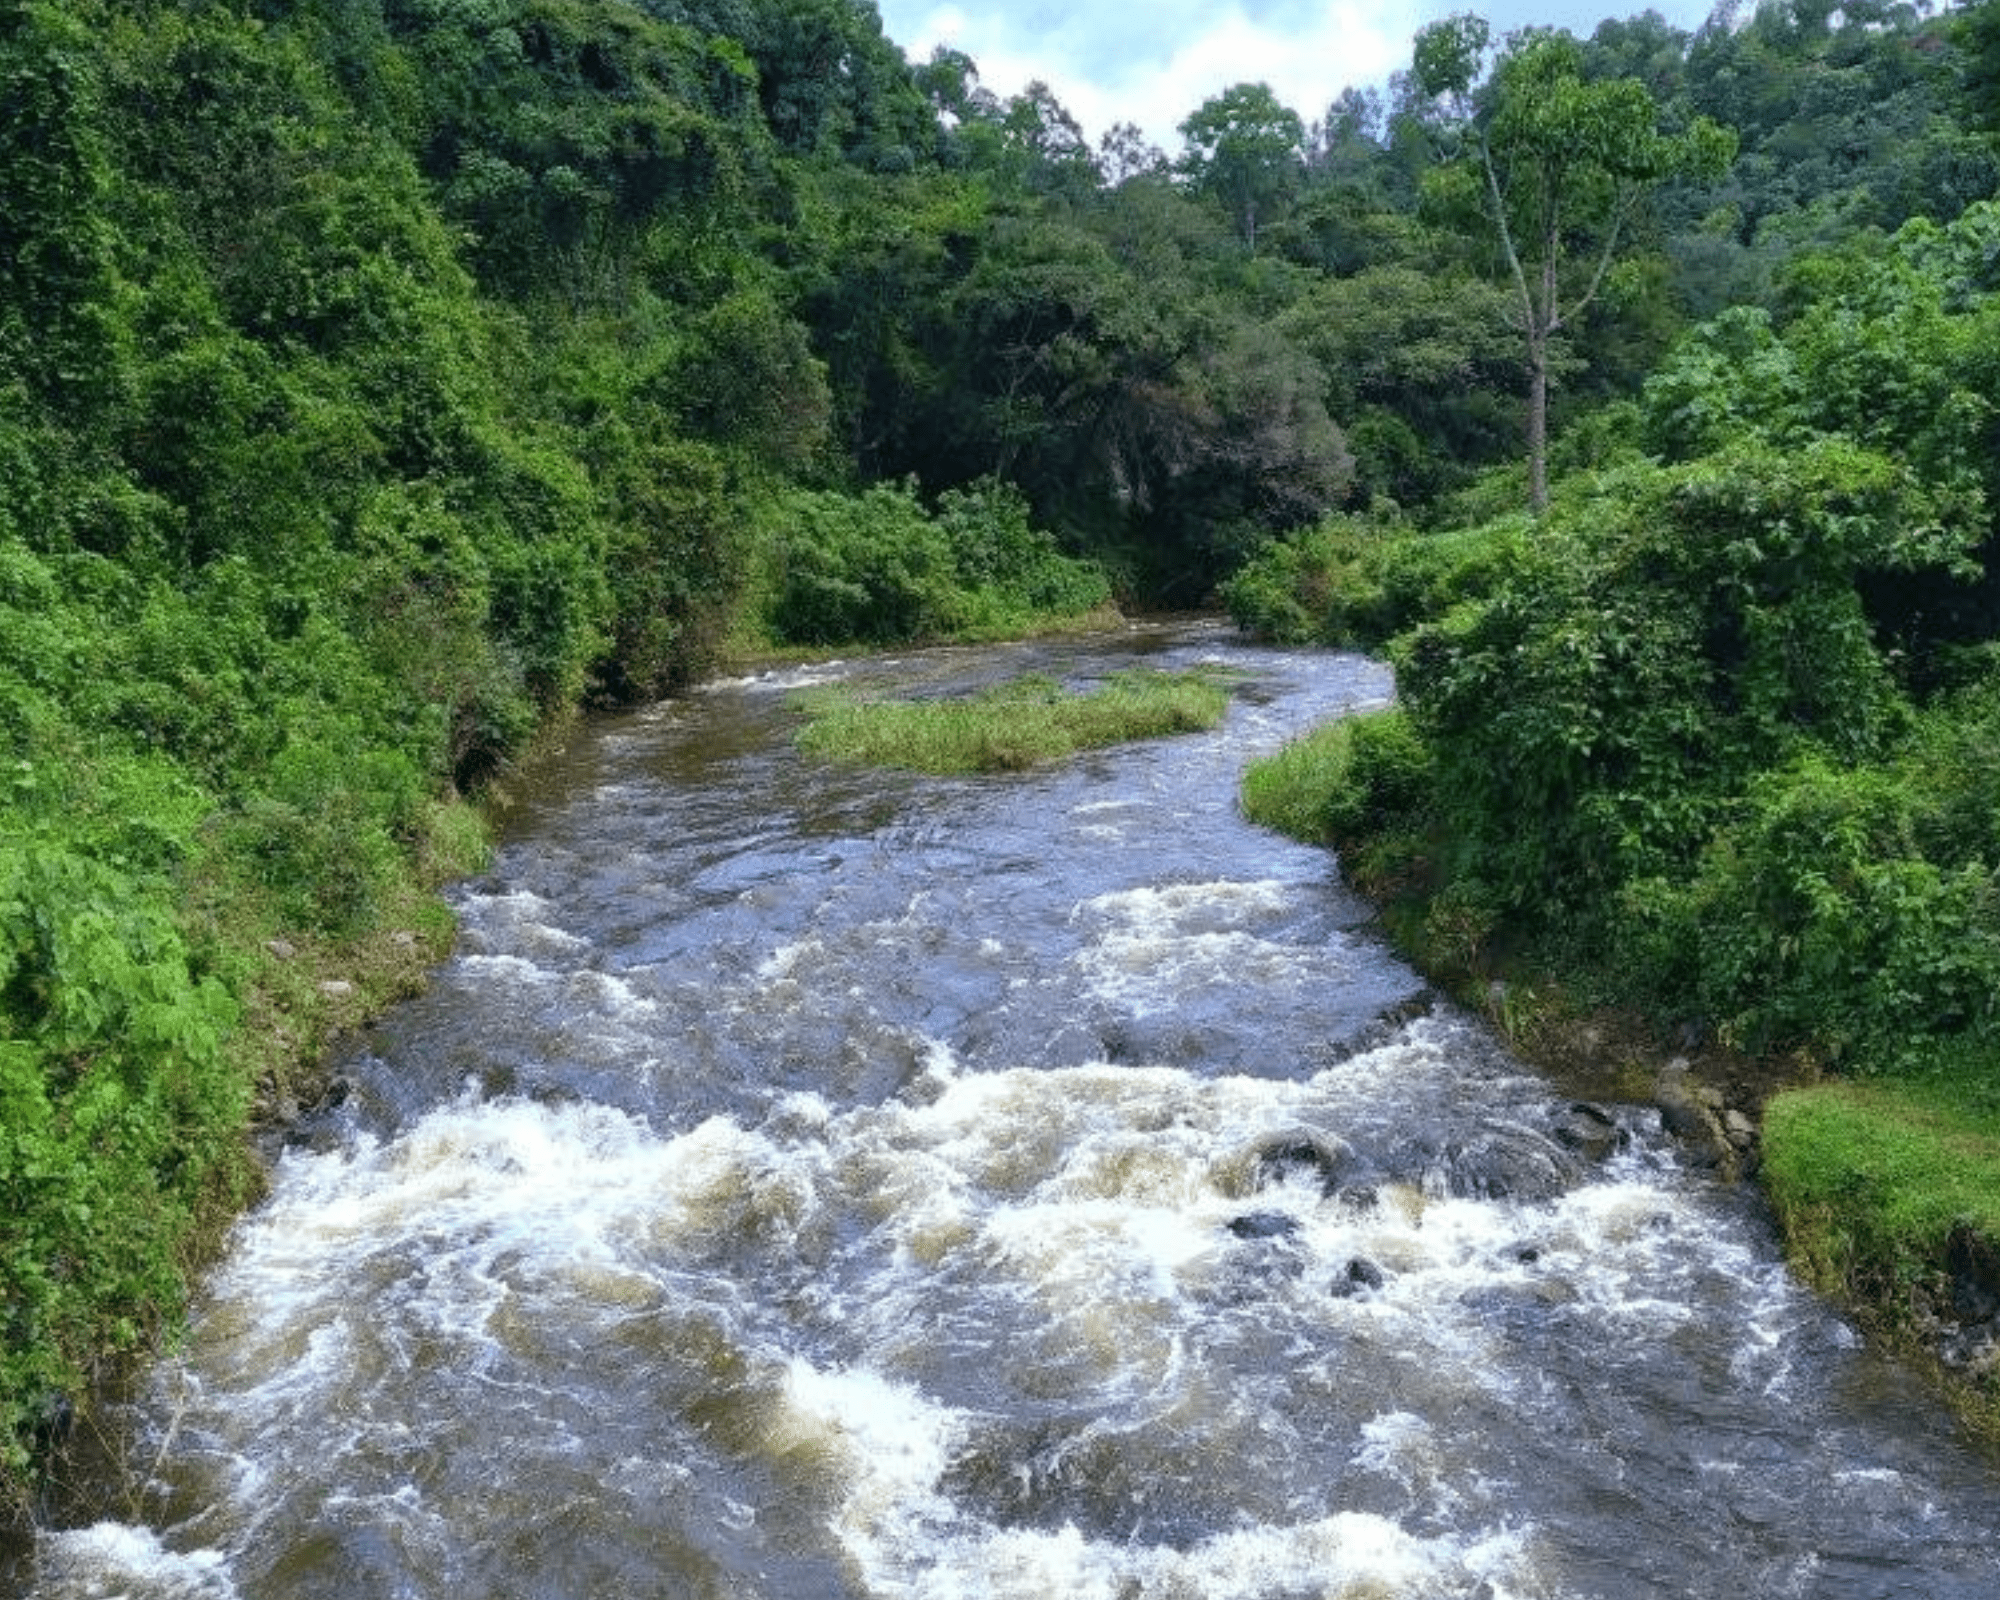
[874, 0, 1724, 152]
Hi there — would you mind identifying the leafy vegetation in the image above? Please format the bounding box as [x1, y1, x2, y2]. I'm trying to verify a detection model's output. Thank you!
[7, 0, 2000, 1498]
[760, 479, 1111, 647]
[1413, 14, 1736, 509]
[792, 669, 1233, 773]
[1241, 167, 2000, 1413]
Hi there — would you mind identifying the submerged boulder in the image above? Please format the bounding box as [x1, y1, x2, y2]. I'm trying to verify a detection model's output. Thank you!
[1428, 1123, 1586, 1203]
[1551, 1101, 1627, 1163]
[1329, 1256, 1386, 1297]
[1227, 1210, 1302, 1242]
[1249, 1129, 1358, 1197]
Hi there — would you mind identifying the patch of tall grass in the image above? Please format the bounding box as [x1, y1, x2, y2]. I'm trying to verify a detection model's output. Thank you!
[793, 669, 1233, 773]
[1239, 720, 1355, 842]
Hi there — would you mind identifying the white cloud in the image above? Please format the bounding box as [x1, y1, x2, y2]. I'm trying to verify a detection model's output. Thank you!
[890, 1, 1420, 153]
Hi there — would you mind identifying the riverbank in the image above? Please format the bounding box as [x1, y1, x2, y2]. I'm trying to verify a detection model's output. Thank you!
[1239, 718, 2000, 1447]
[3, 611, 1154, 1532]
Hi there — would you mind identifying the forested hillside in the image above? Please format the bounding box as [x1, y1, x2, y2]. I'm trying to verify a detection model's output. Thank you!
[3, 0, 1997, 1495]
[1231, 0, 2000, 1415]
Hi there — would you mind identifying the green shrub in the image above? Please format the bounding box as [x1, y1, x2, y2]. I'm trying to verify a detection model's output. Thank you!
[1222, 515, 1525, 651]
[769, 482, 961, 644]
[224, 722, 426, 936]
[1370, 518, 1529, 643]
[1240, 707, 1432, 847]
[1640, 757, 2000, 1063]
[934, 477, 1110, 622]
[1221, 519, 1382, 645]
[766, 479, 1108, 648]
[596, 438, 743, 700]
[1395, 439, 1971, 920]
[0, 839, 250, 1477]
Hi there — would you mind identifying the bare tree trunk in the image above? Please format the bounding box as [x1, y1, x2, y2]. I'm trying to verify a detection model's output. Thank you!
[1527, 337, 1549, 516]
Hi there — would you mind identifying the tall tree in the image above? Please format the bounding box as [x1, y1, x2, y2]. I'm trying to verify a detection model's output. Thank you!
[1177, 81, 1305, 253]
[1000, 80, 1099, 198]
[1413, 14, 1735, 511]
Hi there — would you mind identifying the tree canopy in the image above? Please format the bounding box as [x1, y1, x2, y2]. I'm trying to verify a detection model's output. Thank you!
[1413, 14, 1736, 510]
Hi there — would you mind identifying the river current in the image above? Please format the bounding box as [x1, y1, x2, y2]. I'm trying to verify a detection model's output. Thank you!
[23, 622, 2000, 1598]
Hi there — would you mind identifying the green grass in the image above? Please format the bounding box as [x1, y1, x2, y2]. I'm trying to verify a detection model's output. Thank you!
[1238, 709, 1431, 901]
[1763, 1059, 2000, 1425]
[1239, 719, 1357, 842]
[1764, 1073, 2000, 1292]
[792, 668, 1234, 773]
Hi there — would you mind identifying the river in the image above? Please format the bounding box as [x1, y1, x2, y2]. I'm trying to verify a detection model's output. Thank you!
[21, 622, 2000, 1599]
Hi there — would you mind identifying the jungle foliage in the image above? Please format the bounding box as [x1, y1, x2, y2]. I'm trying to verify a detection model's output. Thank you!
[1241, 193, 2000, 1079]
[4, 0, 1999, 1498]
[1224, 0, 2000, 1410]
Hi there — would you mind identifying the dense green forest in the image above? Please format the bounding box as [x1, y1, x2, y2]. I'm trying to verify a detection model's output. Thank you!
[1230, 1, 2000, 1410]
[3, 0, 1999, 1495]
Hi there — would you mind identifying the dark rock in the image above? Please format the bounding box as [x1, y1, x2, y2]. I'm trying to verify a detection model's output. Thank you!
[1334, 1183, 1379, 1213]
[312, 1074, 352, 1112]
[1551, 1101, 1627, 1162]
[1655, 1072, 1736, 1174]
[1460, 1278, 1578, 1321]
[1320, 991, 1437, 1066]
[1513, 1245, 1542, 1264]
[1330, 1257, 1386, 1297]
[1228, 1211, 1302, 1242]
[1947, 1222, 2000, 1325]
[1252, 1130, 1356, 1197]
[1433, 1124, 1584, 1202]
[1938, 1322, 2000, 1374]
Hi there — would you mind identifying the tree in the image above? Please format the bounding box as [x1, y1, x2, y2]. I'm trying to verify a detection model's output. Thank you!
[1968, 0, 2000, 134]
[1413, 15, 1735, 511]
[1177, 81, 1305, 253]
[1098, 120, 1167, 186]
[1000, 80, 1099, 198]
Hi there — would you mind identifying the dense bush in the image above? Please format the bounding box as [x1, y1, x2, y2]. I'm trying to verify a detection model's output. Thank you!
[1623, 677, 2000, 1066]
[1248, 207, 2000, 1083]
[0, 841, 251, 1478]
[1221, 519, 1382, 644]
[1222, 514, 1527, 649]
[1393, 438, 1973, 921]
[1240, 708, 1428, 844]
[766, 478, 1108, 646]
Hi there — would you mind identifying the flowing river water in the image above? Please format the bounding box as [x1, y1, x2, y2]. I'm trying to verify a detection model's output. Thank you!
[21, 621, 2000, 1599]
